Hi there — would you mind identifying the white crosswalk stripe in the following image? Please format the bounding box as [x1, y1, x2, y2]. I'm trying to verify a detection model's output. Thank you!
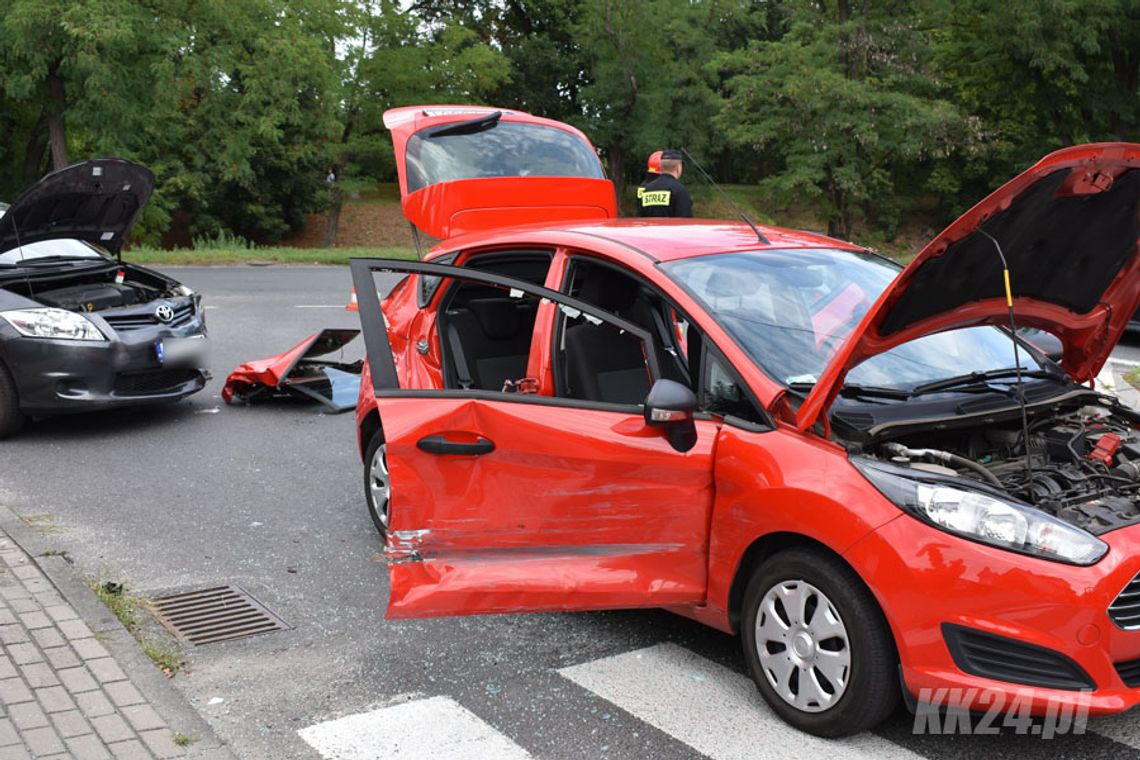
[558, 642, 925, 760]
[298, 695, 532, 760]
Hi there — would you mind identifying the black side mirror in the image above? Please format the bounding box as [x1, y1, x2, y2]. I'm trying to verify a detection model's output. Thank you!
[644, 379, 698, 453]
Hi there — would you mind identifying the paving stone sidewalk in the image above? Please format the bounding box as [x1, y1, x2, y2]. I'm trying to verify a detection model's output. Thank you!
[0, 529, 233, 760]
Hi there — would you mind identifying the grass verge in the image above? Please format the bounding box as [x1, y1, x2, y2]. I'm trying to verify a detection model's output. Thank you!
[86, 578, 186, 677]
[123, 245, 418, 266]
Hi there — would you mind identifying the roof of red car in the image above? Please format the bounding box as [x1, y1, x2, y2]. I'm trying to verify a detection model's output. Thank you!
[435, 218, 863, 262]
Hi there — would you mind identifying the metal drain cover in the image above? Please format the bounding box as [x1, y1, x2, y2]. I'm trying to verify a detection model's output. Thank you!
[149, 585, 289, 645]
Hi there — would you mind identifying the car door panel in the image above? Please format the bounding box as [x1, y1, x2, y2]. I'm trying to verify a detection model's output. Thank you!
[381, 395, 716, 618]
[351, 258, 715, 619]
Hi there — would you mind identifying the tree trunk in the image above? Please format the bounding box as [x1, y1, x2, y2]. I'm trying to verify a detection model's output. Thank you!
[23, 112, 49, 184]
[324, 189, 343, 248]
[609, 139, 625, 209]
[46, 71, 69, 169]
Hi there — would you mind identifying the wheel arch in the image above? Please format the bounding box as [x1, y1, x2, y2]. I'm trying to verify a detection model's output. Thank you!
[726, 532, 888, 638]
[358, 408, 383, 462]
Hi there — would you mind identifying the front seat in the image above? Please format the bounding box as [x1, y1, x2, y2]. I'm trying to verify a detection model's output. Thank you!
[564, 275, 652, 404]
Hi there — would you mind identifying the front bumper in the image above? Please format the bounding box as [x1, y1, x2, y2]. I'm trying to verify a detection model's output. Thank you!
[846, 514, 1140, 715]
[1, 313, 208, 415]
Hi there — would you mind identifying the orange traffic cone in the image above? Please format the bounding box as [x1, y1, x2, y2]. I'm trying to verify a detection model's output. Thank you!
[346, 288, 359, 312]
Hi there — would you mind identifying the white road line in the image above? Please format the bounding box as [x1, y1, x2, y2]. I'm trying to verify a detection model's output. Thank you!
[1088, 714, 1140, 749]
[559, 643, 923, 760]
[298, 695, 532, 760]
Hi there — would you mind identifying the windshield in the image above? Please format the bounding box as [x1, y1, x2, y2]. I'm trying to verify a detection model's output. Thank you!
[405, 122, 605, 193]
[664, 249, 1041, 389]
[0, 238, 105, 265]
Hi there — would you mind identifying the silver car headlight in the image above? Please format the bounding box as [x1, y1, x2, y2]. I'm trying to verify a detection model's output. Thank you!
[854, 458, 1107, 566]
[0, 308, 106, 341]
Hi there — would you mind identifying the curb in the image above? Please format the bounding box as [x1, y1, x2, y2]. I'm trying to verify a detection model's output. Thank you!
[0, 508, 237, 759]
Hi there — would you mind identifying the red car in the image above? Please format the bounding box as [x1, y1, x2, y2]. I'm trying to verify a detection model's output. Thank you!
[353, 106, 1140, 737]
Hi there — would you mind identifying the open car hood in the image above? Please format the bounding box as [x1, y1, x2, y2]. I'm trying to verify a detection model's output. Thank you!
[0, 159, 155, 255]
[221, 329, 362, 413]
[383, 105, 617, 240]
[798, 142, 1140, 431]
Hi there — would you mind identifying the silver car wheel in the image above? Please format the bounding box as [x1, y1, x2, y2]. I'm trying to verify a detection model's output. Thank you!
[754, 579, 851, 713]
[369, 443, 390, 529]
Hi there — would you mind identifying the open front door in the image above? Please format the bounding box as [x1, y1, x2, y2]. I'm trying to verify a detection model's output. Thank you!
[351, 259, 716, 619]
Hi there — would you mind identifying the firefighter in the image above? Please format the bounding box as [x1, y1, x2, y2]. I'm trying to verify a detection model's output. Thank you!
[636, 151, 663, 205]
[636, 149, 693, 218]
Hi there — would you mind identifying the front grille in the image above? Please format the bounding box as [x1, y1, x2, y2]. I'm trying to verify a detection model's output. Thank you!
[1115, 657, 1140, 688]
[112, 369, 199, 395]
[1109, 571, 1140, 630]
[104, 301, 195, 332]
[942, 623, 1095, 691]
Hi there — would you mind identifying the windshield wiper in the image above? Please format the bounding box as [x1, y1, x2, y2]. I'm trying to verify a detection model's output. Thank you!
[786, 381, 910, 401]
[429, 111, 502, 138]
[7, 255, 102, 266]
[911, 368, 1062, 397]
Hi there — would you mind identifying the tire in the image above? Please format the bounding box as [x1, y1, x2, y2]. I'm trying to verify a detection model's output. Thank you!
[363, 432, 390, 537]
[0, 362, 26, 439]
[741, 547, 899, 737]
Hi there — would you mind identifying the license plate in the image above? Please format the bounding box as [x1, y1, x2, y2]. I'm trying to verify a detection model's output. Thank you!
[156, 334, 207, 366]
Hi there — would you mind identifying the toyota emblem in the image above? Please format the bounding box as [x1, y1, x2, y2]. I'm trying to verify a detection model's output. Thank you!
[154, 303, 175, 323]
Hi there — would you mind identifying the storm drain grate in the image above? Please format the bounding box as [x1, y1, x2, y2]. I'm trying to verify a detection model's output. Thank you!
[149, 585, 289, 645]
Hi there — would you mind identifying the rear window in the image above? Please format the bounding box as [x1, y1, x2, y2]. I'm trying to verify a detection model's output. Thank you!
[405, 122, 605, 193]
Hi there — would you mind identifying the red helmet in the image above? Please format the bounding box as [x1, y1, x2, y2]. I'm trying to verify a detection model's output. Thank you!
[646, 151, 663, 173]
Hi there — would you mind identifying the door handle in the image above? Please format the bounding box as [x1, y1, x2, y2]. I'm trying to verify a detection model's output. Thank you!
[417, 434, 496, 456]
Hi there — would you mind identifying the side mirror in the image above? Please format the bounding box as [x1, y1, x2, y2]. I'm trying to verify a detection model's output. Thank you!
[644, 379, 698, 453]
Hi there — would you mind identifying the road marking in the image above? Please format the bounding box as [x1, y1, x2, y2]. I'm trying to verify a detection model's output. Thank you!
[295, 304, 347, 309]
[298, 695, 532, 760]
[559, 643, 922, 760]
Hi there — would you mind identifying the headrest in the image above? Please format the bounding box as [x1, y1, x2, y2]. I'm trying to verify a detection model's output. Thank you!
[468, 298, 521, 339]
[577, 275, 638, 312]
[706, 270, 753, 298]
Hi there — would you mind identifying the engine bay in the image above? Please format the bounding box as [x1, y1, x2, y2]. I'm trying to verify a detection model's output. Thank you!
[867, 398, 1140, 534]
[1, 264, 180, 313]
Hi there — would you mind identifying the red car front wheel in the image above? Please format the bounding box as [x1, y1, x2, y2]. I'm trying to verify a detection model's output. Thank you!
[741, 547, 899, 736]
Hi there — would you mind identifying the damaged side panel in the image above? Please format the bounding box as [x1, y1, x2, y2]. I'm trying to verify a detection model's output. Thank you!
[377, 396, 716, 619]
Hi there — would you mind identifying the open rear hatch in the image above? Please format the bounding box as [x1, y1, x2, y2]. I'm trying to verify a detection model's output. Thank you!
[383, 105, 617, 240]
[798, 142, 1140, 431]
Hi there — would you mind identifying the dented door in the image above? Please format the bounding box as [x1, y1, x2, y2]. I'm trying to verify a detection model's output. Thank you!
[350, 258, 715, 619]
[381, 396, 715, 618]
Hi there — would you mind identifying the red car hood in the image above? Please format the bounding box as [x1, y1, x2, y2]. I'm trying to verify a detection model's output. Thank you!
[798, 142, 1140, 431]
[383, 105, 617, 240]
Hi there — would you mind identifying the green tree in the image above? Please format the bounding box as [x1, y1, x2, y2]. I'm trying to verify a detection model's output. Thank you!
[0, 0, 166, 192]
[718, 0, 967, 238]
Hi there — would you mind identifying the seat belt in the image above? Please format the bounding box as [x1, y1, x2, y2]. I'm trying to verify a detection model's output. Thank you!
[446, 323, 474, 390]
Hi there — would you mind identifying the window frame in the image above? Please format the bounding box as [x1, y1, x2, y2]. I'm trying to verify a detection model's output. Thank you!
[352, 257, 663, 416]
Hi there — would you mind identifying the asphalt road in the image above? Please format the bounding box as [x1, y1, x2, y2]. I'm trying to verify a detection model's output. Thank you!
[4, 265, 1140, 759]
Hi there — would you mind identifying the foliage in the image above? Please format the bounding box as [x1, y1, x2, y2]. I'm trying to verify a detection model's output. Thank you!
[0, 0, 1136, 248]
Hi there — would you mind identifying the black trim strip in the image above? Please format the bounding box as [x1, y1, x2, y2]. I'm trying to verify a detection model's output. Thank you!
[349, 258, 661, 392]
[371, 387, 644, 415]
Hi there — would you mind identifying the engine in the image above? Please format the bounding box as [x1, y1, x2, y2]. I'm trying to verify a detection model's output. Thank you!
[873, 403, 1140, 533]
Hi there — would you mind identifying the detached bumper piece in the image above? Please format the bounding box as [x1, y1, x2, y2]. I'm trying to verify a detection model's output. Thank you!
[221, 329, 363, 413]
[942, 623, 1096, 691]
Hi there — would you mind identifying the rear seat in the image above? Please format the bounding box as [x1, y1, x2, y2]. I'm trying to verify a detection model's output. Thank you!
[444, 298, 536, 390]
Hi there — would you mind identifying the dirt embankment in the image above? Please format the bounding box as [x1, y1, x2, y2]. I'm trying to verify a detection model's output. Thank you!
[285, 200, 415, 248]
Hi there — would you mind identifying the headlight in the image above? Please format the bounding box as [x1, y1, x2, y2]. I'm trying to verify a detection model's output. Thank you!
[0, 308, 106, 341]
[173, 284, 194, 297]
[853, 458, 1107, 566]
